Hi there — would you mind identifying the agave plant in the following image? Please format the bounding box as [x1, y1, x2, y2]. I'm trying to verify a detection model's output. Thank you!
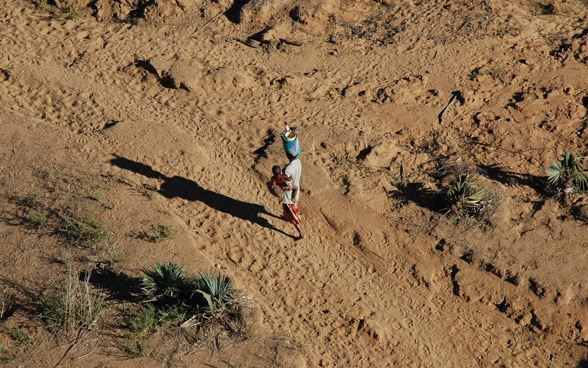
[546, 152, 588, 197]
[446, 174, 488, 216]
[141, 262, 186, 303]
[191, 270, 239, 316]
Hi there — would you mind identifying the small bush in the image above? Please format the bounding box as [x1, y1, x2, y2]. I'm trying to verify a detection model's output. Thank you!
[141, 225, 173, 243]
[191, 270, 240, 317]
[127, 305, 158, 335]
[9, 328, 30, 344]
[125, 340, 150, 358]
[122, 305, 159, 359]
[139, 262, 245, 336]
[547, 152, 588, 201]
[141, 262, 186, 304]
[446, 174, 491, 218]
[56, 211, 109, 249]
[13, 193, 48, 229]
[36, 267, 105, 335]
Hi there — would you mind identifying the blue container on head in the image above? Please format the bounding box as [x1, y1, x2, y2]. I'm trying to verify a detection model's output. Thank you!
[281, 126, 301, 157]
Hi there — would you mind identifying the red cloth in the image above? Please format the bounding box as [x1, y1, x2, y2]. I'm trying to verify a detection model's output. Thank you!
[272, 173, 286, 187]
[282, 202, 302, 225]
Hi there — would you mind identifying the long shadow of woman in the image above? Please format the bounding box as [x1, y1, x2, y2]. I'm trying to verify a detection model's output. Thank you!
[110, 155, 293, 238]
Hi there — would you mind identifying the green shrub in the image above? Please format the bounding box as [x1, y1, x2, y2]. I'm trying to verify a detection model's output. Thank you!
[127, 304, 158, 336]
[141, 262, 186, 303]
[9, 329, 30, 344]
[56, 212, 109, 249]
[13, 194, 48, 229]
[191, 270, 240, 316]
[547, 152, 588, 200]
[125, 340, 150, 358]
[139, 262, 245, 337]
[446, 174, 489, 217]
[142, 225, 173, 243]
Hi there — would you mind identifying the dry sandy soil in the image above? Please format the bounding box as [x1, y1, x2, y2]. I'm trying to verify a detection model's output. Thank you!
[1, 0, 588, 367]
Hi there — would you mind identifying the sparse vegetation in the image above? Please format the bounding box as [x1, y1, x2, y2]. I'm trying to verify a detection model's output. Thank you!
[140, 263, 245, 332]
[290, 336, 307, 355]
[0, 343, 20, 363]
[141, 262, 186, 303]
[190, 270, 243, 326]
[56, 210, 110, 249]
[528, 1, 556, 16]
[488, 68, 508, 82]
[35, 266, 106, 335]
[125, 339, 151, 358]
[0, 327, 32, 363]
[546, 152, 588, 201]
[142, 224, 173, 243]
[32, 0, 81, 20]
[127, 304, 158, 336]
[445, 174, 492, 220]
[9, 328, 31, 344]
[14, 193, 48, 229]
[0, 289, 16, 320]
[123, 305, 159, 358]
[2, 166, 250, 362]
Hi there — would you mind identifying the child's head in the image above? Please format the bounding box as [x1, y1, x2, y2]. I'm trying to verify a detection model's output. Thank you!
[272, 165, 282, 177]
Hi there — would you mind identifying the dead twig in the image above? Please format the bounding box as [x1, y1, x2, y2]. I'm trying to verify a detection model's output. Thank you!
[191, 8, 225, 37]
[73, 332, 102, 360]
[53, 326, 86, 368]
[438, 91, 463, 124]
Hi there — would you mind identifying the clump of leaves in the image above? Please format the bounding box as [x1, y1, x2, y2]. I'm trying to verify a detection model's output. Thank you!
[141, 262, 186, 304]
[56, 211, 109, 249]
[141, 225, 173, 243]
[139, 262, 245, 337]
[446, 174, 492, 219]
[123, 305, 157, 359]
[546, 152, 588, 201]
[123, 303, 184, 359]
[190, 270, 242, 319]
[13, 193, 49, 229]
[9, 328, 30, 344]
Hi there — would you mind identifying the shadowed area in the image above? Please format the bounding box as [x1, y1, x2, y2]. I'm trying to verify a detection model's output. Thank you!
[110, 155, 292, 237]
[479, 164, 547, 195]
[84, 265, 143, 303]
[389, 182, 447, 213]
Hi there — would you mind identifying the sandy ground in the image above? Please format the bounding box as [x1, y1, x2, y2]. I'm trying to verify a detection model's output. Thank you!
[1, 0, 588, 367]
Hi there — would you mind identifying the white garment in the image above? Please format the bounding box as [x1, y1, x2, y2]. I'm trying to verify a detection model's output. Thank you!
[281, 158, 302, 204]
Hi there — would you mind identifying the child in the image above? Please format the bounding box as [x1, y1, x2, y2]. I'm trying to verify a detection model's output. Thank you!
[270, 164, 303, 239]
[270, 165, 298, 200]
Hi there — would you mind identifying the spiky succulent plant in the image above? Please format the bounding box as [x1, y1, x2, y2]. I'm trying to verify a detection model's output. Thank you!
[546, 152, 588, 197]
